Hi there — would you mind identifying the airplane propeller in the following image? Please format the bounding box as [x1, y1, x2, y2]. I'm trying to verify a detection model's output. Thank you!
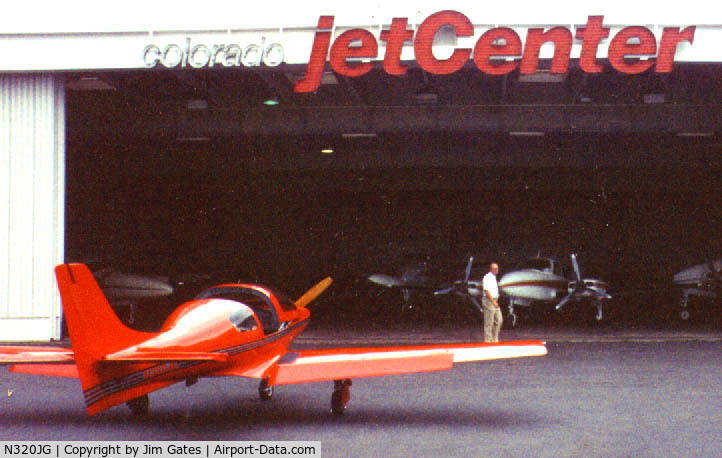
[295, 277, 333, 308]
[555, 254, 611, 320]
[434, 257, 483, 310]
[555, 254, 583, 311]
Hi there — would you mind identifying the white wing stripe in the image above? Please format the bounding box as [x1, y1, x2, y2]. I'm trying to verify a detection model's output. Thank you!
[287, 344, 547, 365]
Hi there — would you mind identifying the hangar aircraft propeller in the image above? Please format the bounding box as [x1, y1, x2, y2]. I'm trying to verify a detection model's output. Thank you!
[433, 257, 485, 315]
[0, 263, 546, 416]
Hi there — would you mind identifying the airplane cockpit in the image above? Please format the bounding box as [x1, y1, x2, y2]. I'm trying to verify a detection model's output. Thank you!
[516, 258, 566, 277]
[195, 286, 282, 334]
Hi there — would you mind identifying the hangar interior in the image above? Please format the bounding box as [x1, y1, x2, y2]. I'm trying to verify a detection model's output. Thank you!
[63, 61, 722, 324]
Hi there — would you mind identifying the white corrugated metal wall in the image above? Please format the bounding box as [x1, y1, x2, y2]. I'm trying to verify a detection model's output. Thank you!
[0, 74, 65, 341]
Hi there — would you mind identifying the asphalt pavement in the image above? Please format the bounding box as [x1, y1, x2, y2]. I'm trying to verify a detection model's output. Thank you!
[1, 321, 720, 457]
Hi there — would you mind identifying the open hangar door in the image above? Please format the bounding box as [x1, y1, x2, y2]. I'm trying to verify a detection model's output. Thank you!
[63, 62, 722, 325]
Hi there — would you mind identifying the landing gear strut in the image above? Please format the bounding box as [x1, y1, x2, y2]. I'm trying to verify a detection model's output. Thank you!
[259, 378, 274, 401]
[679, 292, 691, 320]
[508, 303, 518, 327]
[331, 379, 352, 415]
[126, 394, 149, 416]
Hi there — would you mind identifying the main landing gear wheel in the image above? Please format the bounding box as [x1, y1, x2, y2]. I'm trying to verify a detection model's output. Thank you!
[679, 294, 691, 321]
[126, 394, 149, 416]
[259, 379, 274, 401]
[507, 303, 518, 327]
[331, 379, 352, 416]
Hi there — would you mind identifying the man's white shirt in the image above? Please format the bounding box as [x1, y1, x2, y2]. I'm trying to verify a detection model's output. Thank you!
[482, 271, 499, 299]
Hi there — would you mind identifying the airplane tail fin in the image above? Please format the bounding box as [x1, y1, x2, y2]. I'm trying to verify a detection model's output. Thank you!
[55, 264, 160, 414]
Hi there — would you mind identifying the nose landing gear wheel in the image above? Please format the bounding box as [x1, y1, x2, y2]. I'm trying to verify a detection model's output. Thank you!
[331, 379, 352, 415]
[259, 378, 273, 401]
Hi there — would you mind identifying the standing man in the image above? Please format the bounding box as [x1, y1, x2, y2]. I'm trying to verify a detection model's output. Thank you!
[482, 262, 502, 342]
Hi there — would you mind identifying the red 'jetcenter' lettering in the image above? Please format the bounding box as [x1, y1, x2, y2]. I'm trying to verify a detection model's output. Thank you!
[293, 13, 696, 93]
[414, 10, 474, 75]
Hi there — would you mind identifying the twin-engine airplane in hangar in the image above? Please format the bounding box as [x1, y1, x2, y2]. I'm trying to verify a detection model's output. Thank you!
[673, 259, 722, 320]
[499, 254, 611, 326]
[86, 262, 175, 324]
[367, 254, 447, 314]
[368, 255, 492, 316]
[0, 264, 547, 416]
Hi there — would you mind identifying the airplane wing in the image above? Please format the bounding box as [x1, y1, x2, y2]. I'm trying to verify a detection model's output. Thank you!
[366, 274, 439, 290]
[265, 340, 547, 385]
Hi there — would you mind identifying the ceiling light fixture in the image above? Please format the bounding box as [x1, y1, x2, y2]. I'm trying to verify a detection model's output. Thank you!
[509, 131, 545, 136]
[66, 76, 116, 91]
[676, 132, 714, 137]
[321, 148, 334, 154]
[187, 99, 208, 110]
[643, 93, 665, 104]
[415, 85, 438, 104]
[176, 136, 211, 142]
[263, 95, 280, 106]
[518, 71, 566, 83]
[341, 133, 377, 138]
[321, 72, 339, 85]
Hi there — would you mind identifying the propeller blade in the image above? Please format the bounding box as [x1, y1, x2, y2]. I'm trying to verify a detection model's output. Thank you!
[555, 294, 572, 311]
[464, 256, 474, 283]
[571, 254, 582, 282]
[434, 287, 455, 296]
[295, 277, 333, 308]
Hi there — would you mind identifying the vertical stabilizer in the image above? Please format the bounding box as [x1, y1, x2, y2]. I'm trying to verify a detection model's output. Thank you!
[55, 264, 159, 414]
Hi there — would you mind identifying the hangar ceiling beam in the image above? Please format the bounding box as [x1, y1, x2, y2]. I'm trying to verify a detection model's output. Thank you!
[70, 104, 722, 139]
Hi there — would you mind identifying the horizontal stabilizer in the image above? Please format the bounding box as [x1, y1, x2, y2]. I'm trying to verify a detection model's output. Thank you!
[10, 364, 79, 378]
[103, 351, 229, 363]
[0, 346, 75, 364]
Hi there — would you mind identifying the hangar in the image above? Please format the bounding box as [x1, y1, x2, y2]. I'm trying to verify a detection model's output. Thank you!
[1, 2, 721, 340]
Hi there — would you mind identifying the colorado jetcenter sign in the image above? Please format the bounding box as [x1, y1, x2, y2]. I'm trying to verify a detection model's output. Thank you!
[142, 11, 696, 93]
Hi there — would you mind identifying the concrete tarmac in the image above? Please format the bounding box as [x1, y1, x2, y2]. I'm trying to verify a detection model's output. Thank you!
[1, 322, 720, 457]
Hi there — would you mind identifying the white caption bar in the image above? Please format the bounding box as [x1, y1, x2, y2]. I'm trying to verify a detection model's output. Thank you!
[1, 442, 321, 458]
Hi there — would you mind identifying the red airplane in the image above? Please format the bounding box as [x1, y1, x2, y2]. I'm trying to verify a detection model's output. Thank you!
[0, 264, 547, 416]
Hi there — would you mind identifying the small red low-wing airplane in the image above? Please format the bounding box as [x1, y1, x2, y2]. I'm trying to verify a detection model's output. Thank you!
[1, 264, 547, 416]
